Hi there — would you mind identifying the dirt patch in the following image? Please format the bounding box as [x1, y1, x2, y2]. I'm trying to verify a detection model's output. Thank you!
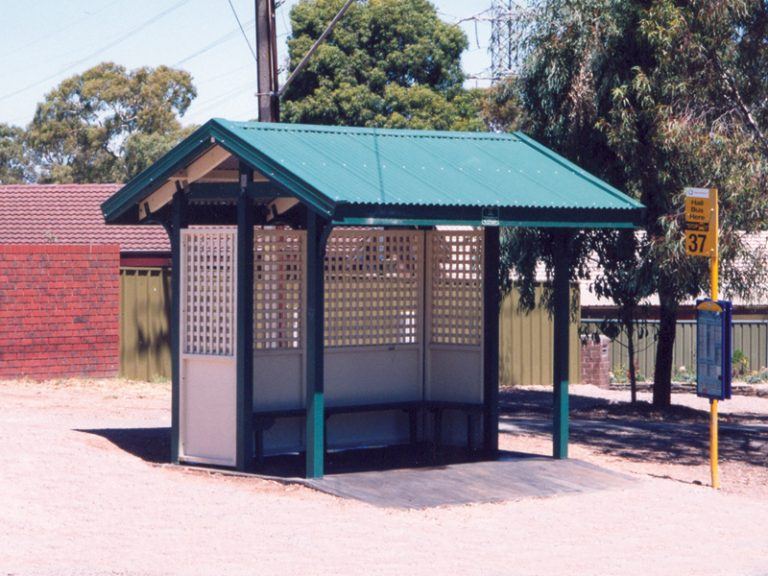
[2, 378, 768, 576]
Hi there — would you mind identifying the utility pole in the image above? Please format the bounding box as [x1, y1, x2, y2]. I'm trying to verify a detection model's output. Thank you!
[255, 0, 356, 122]
[255, 0, 280, 122]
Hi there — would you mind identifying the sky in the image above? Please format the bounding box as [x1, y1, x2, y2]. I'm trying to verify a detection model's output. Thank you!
[0, 0, 495, 128]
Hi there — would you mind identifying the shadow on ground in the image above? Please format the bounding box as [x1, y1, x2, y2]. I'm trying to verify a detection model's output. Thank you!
[77, 390, 768, 474]
[501, 389, 768, 468]
[77, 427, 170, 464]
[75, 427, 489, 477]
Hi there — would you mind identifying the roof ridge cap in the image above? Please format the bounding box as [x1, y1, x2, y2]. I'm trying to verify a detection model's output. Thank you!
[225, 120, 518, 141]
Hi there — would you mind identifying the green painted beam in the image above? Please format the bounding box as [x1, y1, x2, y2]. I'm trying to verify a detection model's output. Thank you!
[187, 181, 295, 201]
[169, 187, 187, 464]
[305, 212, 331, 478]
[332, 216, 638, 229]
[483, 226, 501, 456]
[332, 204, 642, 229]
[236, 163, 255, 471]
[553, 231, 572, 459]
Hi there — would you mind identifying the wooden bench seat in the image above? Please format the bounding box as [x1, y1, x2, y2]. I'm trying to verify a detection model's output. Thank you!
[252, 400, 483, 464]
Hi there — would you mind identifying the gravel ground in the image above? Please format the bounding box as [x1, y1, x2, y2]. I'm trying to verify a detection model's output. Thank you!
[504, 384, 768, 498]
[2, 378, 768, 576]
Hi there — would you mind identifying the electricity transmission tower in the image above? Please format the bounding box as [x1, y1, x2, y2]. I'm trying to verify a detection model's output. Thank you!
[489, 0, 516, 83]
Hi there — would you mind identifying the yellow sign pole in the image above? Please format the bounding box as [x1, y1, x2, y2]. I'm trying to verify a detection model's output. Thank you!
[709, 189, 720, 489]
[685, 187, 720, 489]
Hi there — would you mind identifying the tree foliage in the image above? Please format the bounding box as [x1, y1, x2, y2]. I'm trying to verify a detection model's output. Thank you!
[26, 62, 196, 183]
[497, 0, 768, 405]
[0, 123, 33, 184]
[282, 0, 484, 130]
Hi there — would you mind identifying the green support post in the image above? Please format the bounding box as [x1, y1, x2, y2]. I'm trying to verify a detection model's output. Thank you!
[305, 212, 330, 478]
[169, 186, 187, 464]
[483, 226, 500, 456]
[552, 231, 571, 459]
[236, 163, 255, 471]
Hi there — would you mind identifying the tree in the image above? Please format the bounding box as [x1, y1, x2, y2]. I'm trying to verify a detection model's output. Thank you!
[282, 0, 484, 130]
[496, 0, 768, 406]
[589, 230, 653, 403]
[26, 62, 196, 183]
[0, 123, 33, 183]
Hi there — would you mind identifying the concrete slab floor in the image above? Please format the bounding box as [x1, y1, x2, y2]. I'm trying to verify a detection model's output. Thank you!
[306, 451, 634, 509]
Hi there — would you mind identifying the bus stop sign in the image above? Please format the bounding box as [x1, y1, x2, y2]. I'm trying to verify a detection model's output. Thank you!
[696, 299, 732, 400]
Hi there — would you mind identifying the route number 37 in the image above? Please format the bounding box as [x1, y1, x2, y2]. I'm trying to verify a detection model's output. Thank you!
[687, 233, 708, 254]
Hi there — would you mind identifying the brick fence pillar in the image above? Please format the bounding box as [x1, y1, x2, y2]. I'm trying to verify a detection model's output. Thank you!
[580, 334, 611, 388]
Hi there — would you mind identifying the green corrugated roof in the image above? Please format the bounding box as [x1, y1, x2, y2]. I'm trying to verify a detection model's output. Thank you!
[102, 119, 644, 228]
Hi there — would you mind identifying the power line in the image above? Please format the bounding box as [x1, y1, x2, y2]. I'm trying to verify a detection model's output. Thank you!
[0, 0, 123, 63]
[186, 79, 256, 119]
[0, 0, 192, 103]
[173, 18, 255, 66]
[226, 0, 259, 63]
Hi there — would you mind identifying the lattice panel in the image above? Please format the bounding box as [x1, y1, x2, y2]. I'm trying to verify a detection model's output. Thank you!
[181, 228, 237, 356]
[325, 230, 421, 347]
[430, 231, 484, 346]
[253, 230, 305, 350]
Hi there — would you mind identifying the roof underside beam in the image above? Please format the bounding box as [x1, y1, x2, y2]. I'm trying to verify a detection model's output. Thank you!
[186, 182, 300, 223]
[138, 146, 270, 220]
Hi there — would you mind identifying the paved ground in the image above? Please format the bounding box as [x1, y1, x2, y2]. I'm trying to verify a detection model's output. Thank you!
[2, 378, 768, 576]
[309, 454, 633, 508]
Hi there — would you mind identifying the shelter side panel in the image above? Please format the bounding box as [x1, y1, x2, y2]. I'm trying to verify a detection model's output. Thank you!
[254, 351, 305, 454]
[180, 356, 237, 466]
[427, 347, 483, 447]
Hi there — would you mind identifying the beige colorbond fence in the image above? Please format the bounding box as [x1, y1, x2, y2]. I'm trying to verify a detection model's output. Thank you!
[581, 319, 768, 378]
[500, 286, 581, 387]
[120, 267, 172, 381]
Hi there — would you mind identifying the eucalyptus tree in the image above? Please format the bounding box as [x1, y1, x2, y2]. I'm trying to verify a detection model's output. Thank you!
[0, 123, 33, 183]
[499, 0, 768, 406]
[27, 62, 197, 183]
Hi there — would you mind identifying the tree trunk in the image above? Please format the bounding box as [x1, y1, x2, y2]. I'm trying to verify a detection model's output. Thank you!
[626, 321, 637, 404]
[653, 296, 678, 408]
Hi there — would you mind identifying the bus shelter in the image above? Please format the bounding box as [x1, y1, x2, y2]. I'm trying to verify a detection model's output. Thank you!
[102, 120, 643, 479]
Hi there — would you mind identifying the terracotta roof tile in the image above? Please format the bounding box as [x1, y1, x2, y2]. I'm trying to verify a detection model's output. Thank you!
[0, 184, 169, 253]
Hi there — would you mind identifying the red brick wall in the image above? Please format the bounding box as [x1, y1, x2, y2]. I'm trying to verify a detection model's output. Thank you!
[0, 245, 120, 380]
[581, 334, 611, 388]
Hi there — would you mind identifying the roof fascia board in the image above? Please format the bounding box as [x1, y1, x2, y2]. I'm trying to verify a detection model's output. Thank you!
[333, 203, 643, 228]
[334, 217, 637, 229]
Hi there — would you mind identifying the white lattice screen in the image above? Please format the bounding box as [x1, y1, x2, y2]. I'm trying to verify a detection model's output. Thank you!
[430, 231, 484, 346]
[325, 230, 422, 347]
[253, 230, 305, 350]
[180, 227, 484, 354]
[181, 228, 237, 356]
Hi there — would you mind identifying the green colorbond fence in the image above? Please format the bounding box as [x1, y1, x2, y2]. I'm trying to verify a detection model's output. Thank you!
[500, 286, 581, 387]
[581, 318, 768, 379]
[120, 267, 172, 381]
